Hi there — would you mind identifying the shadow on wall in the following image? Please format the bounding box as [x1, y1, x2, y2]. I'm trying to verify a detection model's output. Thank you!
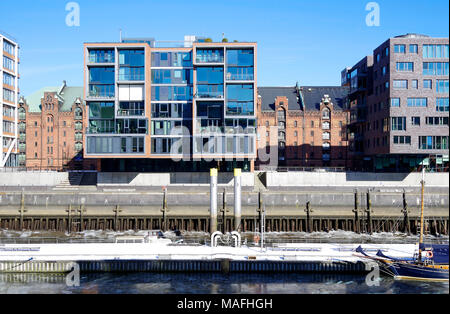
[345, 172, 409, 182]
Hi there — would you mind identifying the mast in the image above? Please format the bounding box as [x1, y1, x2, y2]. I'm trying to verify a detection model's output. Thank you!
[418, 162, 425, 262]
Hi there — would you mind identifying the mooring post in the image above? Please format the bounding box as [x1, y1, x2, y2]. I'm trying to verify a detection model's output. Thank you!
[366, 189, 372, 234]
[219, 188, 230, 233]
[19, 192, 27, 230]
[113, 205, 122, 232]
[77, 205, 86, 232]
[257, 190, 264, 233]
[210, 168, 218, 234]
[234, 168, 242, 232]
[66, 204, 76, 233]
[402, 189, 410, 235]
[161, 186, 169, 232]
[352, 189, 360, 233]
[304, 201, 313, 233]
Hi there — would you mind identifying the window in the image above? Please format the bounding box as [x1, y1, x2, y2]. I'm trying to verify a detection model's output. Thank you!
[3, 72, 15, 87]
[294, 131, 298, 137]
[393, 80, 408, 89]
[89, 49, 115, 63]
[419, 136, 449, 150]
[423, 80, 432, 89]
[407, 98, 427, 107]
[391, 117, 406, 131]
[394, 44, 406, 53]
[294, 121, 298, 127]
[393, 136, 411, 145]
[423, 62, 449, 76]
[423, 45, 449, 59]
[3, 56, 15, 72]
[3, 88, 15, 103]
[119, 49, 145, 81]
[322, 108, 330, 119]
[409, 44, 418, 54]
[436, 98, 449, 112]
[390, 98, 400, 107]
[412, 80, 418, 89]
[396, 62, 414, 72]
[411, 117, 420, 126]
[425, 117, 449, 126]
[436, 80, 449, 93]
[3, 40, 15, 56]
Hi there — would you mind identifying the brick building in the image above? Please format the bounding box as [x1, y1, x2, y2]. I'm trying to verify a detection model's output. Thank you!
[343, 34, 449, 171]
[18, 81, 97, 170]
[256, 84, 350, 169]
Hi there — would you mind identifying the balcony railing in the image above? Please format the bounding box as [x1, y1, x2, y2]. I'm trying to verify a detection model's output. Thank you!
[195, 55, 224, 63]
[88, 54, 115, 64]
[118, 68, 145, 81]
[117, 109, 145, 117]
[226, 73, 254, 81]
[88, 85, 115, 98]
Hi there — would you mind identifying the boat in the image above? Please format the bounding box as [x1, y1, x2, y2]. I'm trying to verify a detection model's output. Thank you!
[356, 166, 449, 282]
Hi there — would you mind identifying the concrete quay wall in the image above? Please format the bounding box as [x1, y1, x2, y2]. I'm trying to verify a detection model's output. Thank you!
[264, 172, 449, 187]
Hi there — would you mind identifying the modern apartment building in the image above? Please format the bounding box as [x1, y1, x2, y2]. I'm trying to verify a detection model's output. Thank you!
[18, 81, 96, 170]
[256, 84, 350, 169]
[343, 34, 449, 171]
[84, 36, 257, 172]
[1, 32, 19, 168]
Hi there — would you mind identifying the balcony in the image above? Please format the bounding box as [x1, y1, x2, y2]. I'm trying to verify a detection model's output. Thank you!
[118, 68, 145, 81]
[117, 109, 145, 117]
[226, 73, 254, 81]
[88, 84, 115, 99]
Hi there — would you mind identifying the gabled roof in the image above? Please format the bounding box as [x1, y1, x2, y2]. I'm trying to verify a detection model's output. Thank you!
[299, 86, 349, 111]
[257, 87, 301, 111]
[24, 84, 83, 113]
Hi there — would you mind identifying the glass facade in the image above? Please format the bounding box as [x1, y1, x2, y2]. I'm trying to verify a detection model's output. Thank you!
[196, 67, 224, 98]
[151, 69, 192, 84]
[152, 86, 192, 101]
[436, 80, 449, 93]
[196, 48, 224, 63]
[419, 136, 449, 150]
[89, 67, 115, 97]
[407, 98, 427, 107]
[436, 98, 449, 112]
[226, 84, 254, 116]
[119, 49, 145, 81]
[151, 52, 192, 67]
[226, 49, 254, 81]
[89, 49, 115, 63]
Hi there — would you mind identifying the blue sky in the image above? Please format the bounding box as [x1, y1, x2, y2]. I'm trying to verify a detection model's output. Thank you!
[1, 0, 449, 97]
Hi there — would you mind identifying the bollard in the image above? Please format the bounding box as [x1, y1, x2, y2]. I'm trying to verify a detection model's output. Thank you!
[366, 190, 372, 234]
[19, 192, 27, 230]
[304, 201, 314, 233]
[402, 190, 410, 235]
[210, 168, 218, 234]
[161, 187, 169, 232]
[352, 189, 360, 233]
[113, 205, 122, 232]
[234, 168, 242, 232]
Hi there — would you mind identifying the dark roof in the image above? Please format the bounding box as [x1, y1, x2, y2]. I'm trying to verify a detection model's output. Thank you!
[299, 86, 349, 111]
[257, 87, 301, 111]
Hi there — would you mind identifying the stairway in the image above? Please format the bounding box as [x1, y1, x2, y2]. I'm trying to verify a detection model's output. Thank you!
[53, 172, 97, 191]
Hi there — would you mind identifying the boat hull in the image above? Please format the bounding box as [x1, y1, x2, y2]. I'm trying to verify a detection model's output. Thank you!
[384, 262, 449, 282]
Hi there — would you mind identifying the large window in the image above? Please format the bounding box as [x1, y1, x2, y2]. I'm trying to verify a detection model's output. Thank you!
[89, 102, 115, 119]
[119, 101, 145, 116]
[3, 72, 15, 87]
[407, 98, 427, 107]
[394, 44, 406, 53]
[393, 80, 408, 89]
[89, 67, 115, 97]
[390, 98, 400, 107]
[88, 49, 114, 63]
[436, 98, 449, 112]
[196, 67, 224, 98]
[423, 45, 449, 59]
[423, 62, 449, 76]
[3, 56, 14, 72]
[226, 84, 254, 116]
[226, 49, 254, 81]
[393, 136, 411, 145]
[419, 136, 449, 150]
[396, 62, 414, 72]
[391, 117, 406, 131]
[436, 80, 449, 93]
[196, 48, 224, 63]
[425, 117, 449, 126]
[151, 52, 191, 67]
[3, 40, 15, 56]
[119, 49, 145, 81]
[3, 88, 15, 103]
[423, 79, 432, 89]
[151, 69, 192, 84]
[152, 86, 193, 101]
